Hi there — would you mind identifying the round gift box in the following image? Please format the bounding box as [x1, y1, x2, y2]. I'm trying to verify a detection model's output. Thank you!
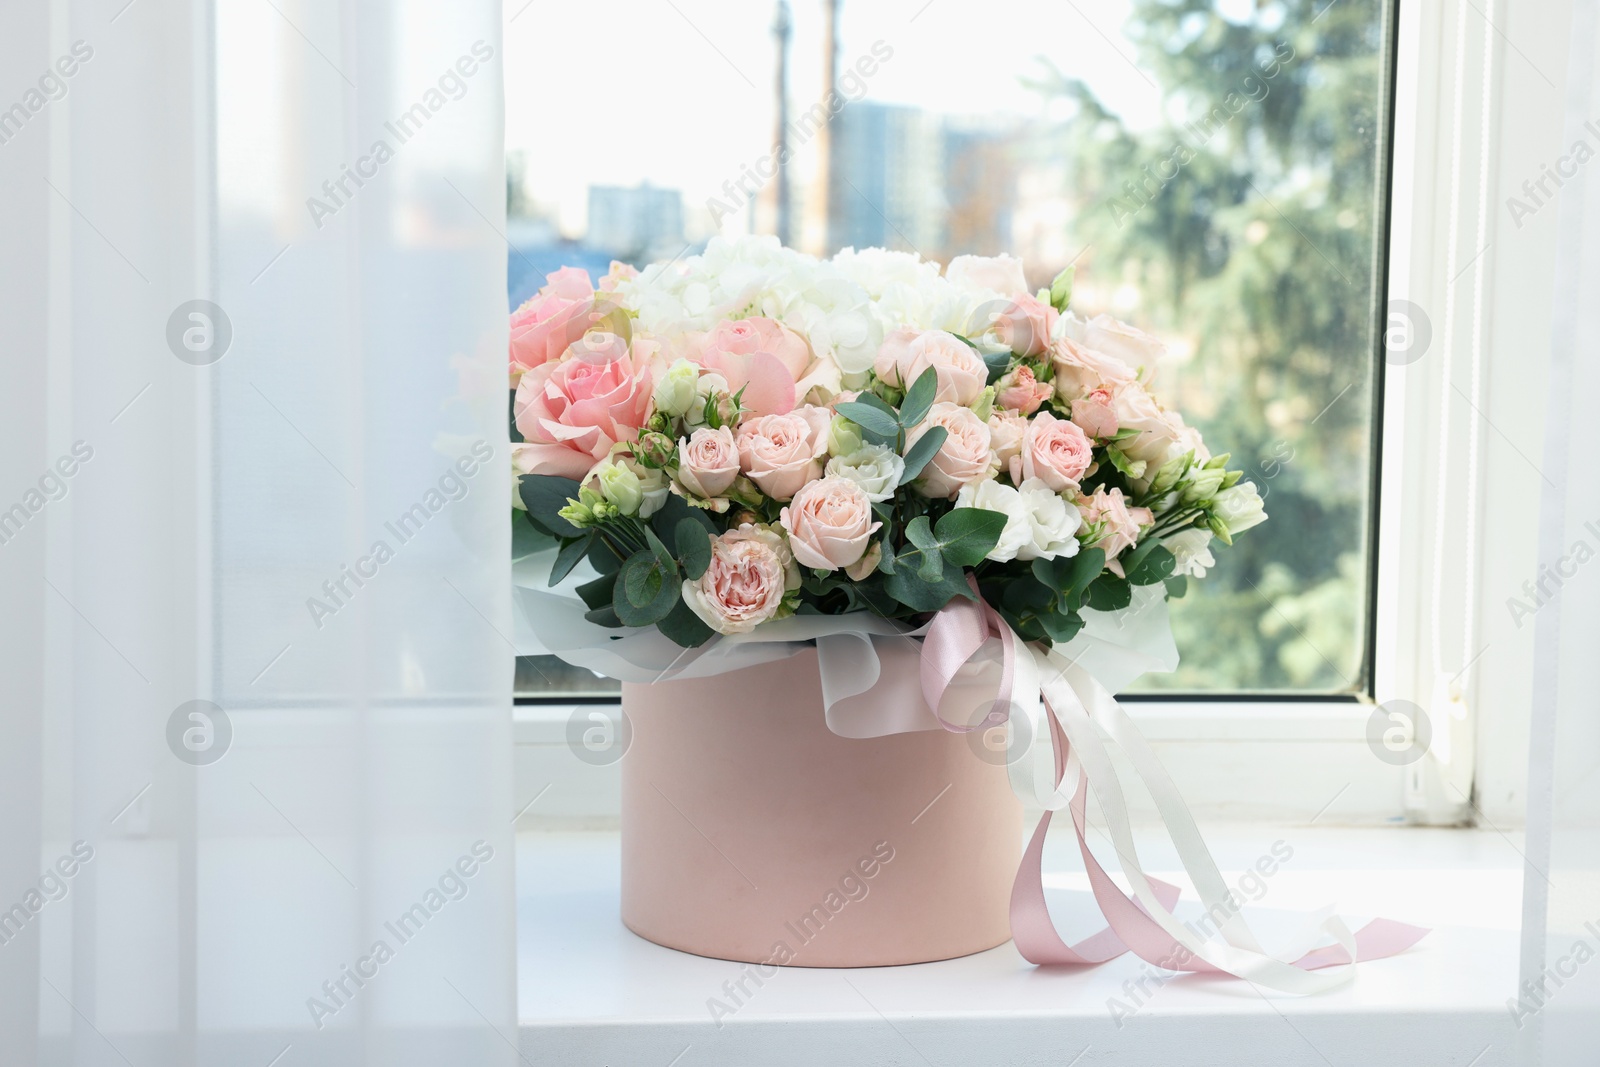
[620, 647, 1022, 968]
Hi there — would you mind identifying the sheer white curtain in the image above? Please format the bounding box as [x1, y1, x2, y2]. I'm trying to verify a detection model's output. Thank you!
[0, 2, 517, 1064]
[1521, 0, 1600, 1061]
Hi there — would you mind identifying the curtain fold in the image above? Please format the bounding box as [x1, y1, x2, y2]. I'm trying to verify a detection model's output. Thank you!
[1521, 0, 1600, 1062]
[0, 2, 516, 1064]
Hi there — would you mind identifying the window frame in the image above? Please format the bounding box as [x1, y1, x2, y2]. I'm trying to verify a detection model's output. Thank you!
[510, 0, 1506, 827]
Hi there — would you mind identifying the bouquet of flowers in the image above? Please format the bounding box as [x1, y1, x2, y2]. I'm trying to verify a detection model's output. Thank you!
[509, 236, 1265, 650]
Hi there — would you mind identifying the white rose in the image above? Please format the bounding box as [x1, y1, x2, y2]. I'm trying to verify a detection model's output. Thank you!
[1082, 313, 1167, 367]
[1166, 528, 1216, 578]
[654, 358, 699, 417]
[1215, 481, 1267, 535]
[825, 445, 905, 503]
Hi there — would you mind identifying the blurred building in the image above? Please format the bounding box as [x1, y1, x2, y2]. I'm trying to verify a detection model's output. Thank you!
[586, 183, 685, 261]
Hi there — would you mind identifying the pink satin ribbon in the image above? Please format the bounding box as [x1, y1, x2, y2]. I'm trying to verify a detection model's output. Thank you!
[921, 592, 1429, 986]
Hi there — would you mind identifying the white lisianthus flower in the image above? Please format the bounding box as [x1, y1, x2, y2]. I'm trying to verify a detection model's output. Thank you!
[954, 480, 1031, 562]
[1013, 478, 1081, 561]
[1165, 528, 1216, 578]
[1214, 481, 1267, 536]
[825, 445, 904, 503]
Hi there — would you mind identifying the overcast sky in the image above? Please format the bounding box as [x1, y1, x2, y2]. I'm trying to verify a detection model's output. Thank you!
[504, 0, 1169, 236]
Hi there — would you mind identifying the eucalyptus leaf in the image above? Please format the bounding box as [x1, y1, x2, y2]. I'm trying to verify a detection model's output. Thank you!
[898, 425, 947, 485]
[833, 399, 900, 439]
[614, 550, 681, 627]
[1125, 544, 1176, 586]
[674, 518, 712, 580]
[657, 596, 715, 648]
[519, 475, 586, 537]
[1085, 573, 1132, 612]
[898, 367, 938, 429]
[548, 534, 593, 587]
[932, 508, 1009, 568]
[903, 516, 945, 582]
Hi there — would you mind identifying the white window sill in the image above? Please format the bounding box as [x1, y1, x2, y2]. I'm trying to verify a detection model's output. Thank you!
[516, 825, 1524, 1065]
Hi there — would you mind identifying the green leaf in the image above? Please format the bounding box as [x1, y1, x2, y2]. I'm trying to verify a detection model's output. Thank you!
[1125, 544, 1176, 586]
[903, 516, 945, 582]
[833, 399, 900, 440]
[1085, 573, 1132, 612]
[883, 566, 975, 613]
[614, 549, 681, 627]
[1039, 609, 1085, 645]
[519, 475, 586, 537]
[642, 524, 677, 571]
[586, 536, 623, 574]
[651, 492, 716, 540]
[982, 350, 1011, 384]
[1103, 445, 1147, 480]
[877, 542, 898, 576]
[583, 604, 623, 627]
[898, 367, 938, 429]
[513, 510, 557, 560]
[548, 535, 593, 586]
[899, 425, 947, 485]
[932, 508, 1009, 568]
[674, 518, 712, 580]
[1065, 547, 1106, 600]
[508, 389, 524, 444]
[657, 596, 715, 648]
[1048, 265, 1074, 311]
[1164, 575, 1188, 599]
[575, 570, 618, 611]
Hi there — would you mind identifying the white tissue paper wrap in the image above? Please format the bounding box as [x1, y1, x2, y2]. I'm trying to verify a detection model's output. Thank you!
[511, 549, 1178, 740]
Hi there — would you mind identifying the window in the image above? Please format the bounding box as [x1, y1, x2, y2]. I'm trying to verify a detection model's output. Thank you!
[509, 0, 1396, 699]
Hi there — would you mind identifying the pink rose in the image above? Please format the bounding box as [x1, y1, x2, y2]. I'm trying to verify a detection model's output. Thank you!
[598, 260, 637, 293]
[994, 293, 1058, 357]
[1076, 486, 1153, 563]
[945, 253, 1029, 297]
[736, 408, 829, 501]
[1109, 381, 1188, 465]
[780, 476, 881, 571]
[682, 525, 796, 635]
[987, 411, 1028, 467]
[1070, 387, 1119, 439]
[508, 269, 595, 378]
[909, 402, 997, 499]
[875, 329, 987, 405]
[1050, 336, 1137, 402]
[512, 332, 651, 479]
[695, 317, 814, 417]
[1011, 411, 1093, 493]
[996, 365, 1052, 415]
[677, 426, 740, 500]
[872, 327, 920, 386]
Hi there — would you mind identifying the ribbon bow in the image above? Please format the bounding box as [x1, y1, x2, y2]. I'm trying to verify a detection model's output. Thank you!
[922, 591, 1428, 993]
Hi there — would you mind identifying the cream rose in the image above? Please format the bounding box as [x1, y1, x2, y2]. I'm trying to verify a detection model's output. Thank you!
[1082, 313, 1167, 367]
[780, 476, 881, 571]
[873, 329, 987, 406]
[677, 426, 740, 500]
[945, 253, 1029, 297]
[987, 411, 1028, 467]
[908, 402, 997, 499]
[1051, 335, 1137, 402]
[681, 525, 797, 635]
[735, 409, 828, 501]
[1011, 410, 1093, 493]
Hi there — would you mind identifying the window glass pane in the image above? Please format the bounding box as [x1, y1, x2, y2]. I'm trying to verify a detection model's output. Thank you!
[509, 0, 1390, 697]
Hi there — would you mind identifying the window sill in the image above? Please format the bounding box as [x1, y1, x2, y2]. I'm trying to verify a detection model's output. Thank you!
[516, 825, 1522, 1065]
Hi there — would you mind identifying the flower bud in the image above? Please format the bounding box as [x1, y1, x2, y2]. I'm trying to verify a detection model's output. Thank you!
[827, 415, 864, 458]
[654, 358, 699, 418]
